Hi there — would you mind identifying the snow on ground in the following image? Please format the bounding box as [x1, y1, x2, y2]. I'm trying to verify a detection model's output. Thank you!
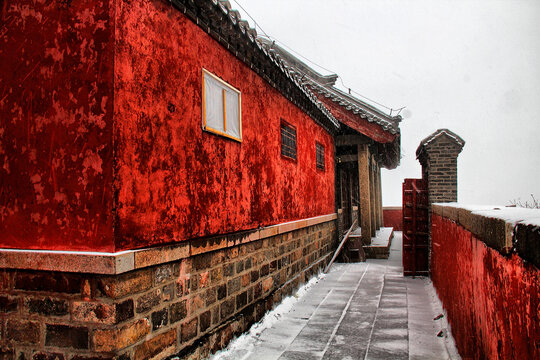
[209, 271, 326, 360]
[408, 276, 461, 360]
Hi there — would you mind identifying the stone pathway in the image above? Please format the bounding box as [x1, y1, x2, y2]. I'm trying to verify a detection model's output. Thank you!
[211, 232, 460, 360]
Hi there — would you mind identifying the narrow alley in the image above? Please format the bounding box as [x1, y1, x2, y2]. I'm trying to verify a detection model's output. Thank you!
[211, 232, 460, 360]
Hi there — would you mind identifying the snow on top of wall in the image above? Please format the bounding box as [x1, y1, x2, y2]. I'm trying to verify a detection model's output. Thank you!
[435, 203, 540, 227]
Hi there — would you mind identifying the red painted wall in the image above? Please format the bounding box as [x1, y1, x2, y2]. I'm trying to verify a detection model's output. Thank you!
[112, 0, 335, 251]
[0, 0, 335, 252]
[431, 214, 539, 360]
[0, 0, 115, 251]
[383, 207, 402, 231]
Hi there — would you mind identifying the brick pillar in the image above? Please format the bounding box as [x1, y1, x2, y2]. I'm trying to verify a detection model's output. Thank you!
[358, 144, 372, 244]
[416, 129, 465, 204]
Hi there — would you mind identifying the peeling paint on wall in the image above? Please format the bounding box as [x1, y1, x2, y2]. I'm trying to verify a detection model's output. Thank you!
[431, 214, 539, 360]
[112, 0, 335, 251]
[0, 0, 115, 251]
[1, 0, 335, 252]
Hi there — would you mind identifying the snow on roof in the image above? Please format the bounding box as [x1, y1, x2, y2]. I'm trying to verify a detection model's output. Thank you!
[435, 203, 540, 228]
[416, 129, 465, 158]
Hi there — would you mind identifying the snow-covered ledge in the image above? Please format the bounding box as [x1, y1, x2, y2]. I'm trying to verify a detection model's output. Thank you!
[432, 203, 540, 267]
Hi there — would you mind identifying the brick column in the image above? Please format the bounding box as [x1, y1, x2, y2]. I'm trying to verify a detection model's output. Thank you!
[416, 129, 465, 204]
[358, 144, 372, 244]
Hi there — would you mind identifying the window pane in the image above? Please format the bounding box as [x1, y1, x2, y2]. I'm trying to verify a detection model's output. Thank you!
[225, 88, 240, 139]
[204, 75, 224, 133]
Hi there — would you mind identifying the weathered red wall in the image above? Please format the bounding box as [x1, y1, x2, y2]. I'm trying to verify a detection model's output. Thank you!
[383, 207, 402, 231]
[1, 0, 335, 252]
[431, 214, 539, 360]
[111, 0, 335, 250]
[0, 0, 115, 251]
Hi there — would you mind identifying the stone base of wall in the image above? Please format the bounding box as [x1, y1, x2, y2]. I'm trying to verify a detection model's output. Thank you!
[0, 219, 336, 360]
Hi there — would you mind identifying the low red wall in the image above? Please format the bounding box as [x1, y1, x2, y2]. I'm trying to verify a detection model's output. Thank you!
[383, 207, 402, 231]
[431, 213, 539, 360]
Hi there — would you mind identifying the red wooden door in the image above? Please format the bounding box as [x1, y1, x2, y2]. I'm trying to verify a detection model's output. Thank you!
[402, 179, 429, 276]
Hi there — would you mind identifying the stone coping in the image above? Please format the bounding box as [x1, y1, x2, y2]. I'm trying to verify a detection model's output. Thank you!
[383, 206, 402, 211]
[0, 213, 337, 275]
[433, 204, 539, 268]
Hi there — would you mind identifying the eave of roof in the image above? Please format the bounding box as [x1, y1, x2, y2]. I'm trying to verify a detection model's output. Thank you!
[311, 82, 400, 135]
[258, 39, 401, 136]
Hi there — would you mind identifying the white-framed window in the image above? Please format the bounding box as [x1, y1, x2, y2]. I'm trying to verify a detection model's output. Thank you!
[202, 69, 242, 142]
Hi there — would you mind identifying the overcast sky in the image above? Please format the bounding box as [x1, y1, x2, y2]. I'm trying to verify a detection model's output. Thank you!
[236, 0, 540, 206]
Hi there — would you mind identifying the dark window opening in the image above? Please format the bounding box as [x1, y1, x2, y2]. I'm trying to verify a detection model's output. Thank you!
[281, 122, 297, 160]
[316, 142, 325, 170]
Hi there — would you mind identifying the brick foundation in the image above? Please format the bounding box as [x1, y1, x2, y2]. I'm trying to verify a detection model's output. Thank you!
[0, 219, 336, 359]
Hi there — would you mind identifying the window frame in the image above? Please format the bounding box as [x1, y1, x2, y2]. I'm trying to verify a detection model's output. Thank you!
[316, 142, 325, 171]
[201, 68, 242, 142]
[280, 120, 297, 161]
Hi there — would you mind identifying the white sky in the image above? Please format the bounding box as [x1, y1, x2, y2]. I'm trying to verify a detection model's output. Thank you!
[236, 0, 540, 206]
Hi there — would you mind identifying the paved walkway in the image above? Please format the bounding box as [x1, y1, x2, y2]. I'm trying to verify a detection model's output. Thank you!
[211, 232, 460, 360]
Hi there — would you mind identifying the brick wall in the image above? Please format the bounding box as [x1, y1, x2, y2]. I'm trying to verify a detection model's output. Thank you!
[0, 220, 336, 359]
[421, 138, 460, 203]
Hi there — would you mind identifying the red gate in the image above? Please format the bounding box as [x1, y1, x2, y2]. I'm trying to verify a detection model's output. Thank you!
[402, 179, 429, 276]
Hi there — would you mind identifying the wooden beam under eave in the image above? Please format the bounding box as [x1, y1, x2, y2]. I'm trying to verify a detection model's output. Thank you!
[336, 154, 358, 163]
[336, 134, 372, 147]
[369, 155, 377, 237]
[357, 144, 372, 244]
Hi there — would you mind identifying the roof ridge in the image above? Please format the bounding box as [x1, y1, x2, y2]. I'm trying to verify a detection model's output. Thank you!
[416, 128, 465, 157]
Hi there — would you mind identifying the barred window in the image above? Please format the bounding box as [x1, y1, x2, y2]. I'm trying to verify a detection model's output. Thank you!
[316, 142, 325, 170]
[280, 122, 297, 160]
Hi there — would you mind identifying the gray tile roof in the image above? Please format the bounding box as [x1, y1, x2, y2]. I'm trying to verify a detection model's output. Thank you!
[174, 0, 400, 138]
[257, 39, 401, 135]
